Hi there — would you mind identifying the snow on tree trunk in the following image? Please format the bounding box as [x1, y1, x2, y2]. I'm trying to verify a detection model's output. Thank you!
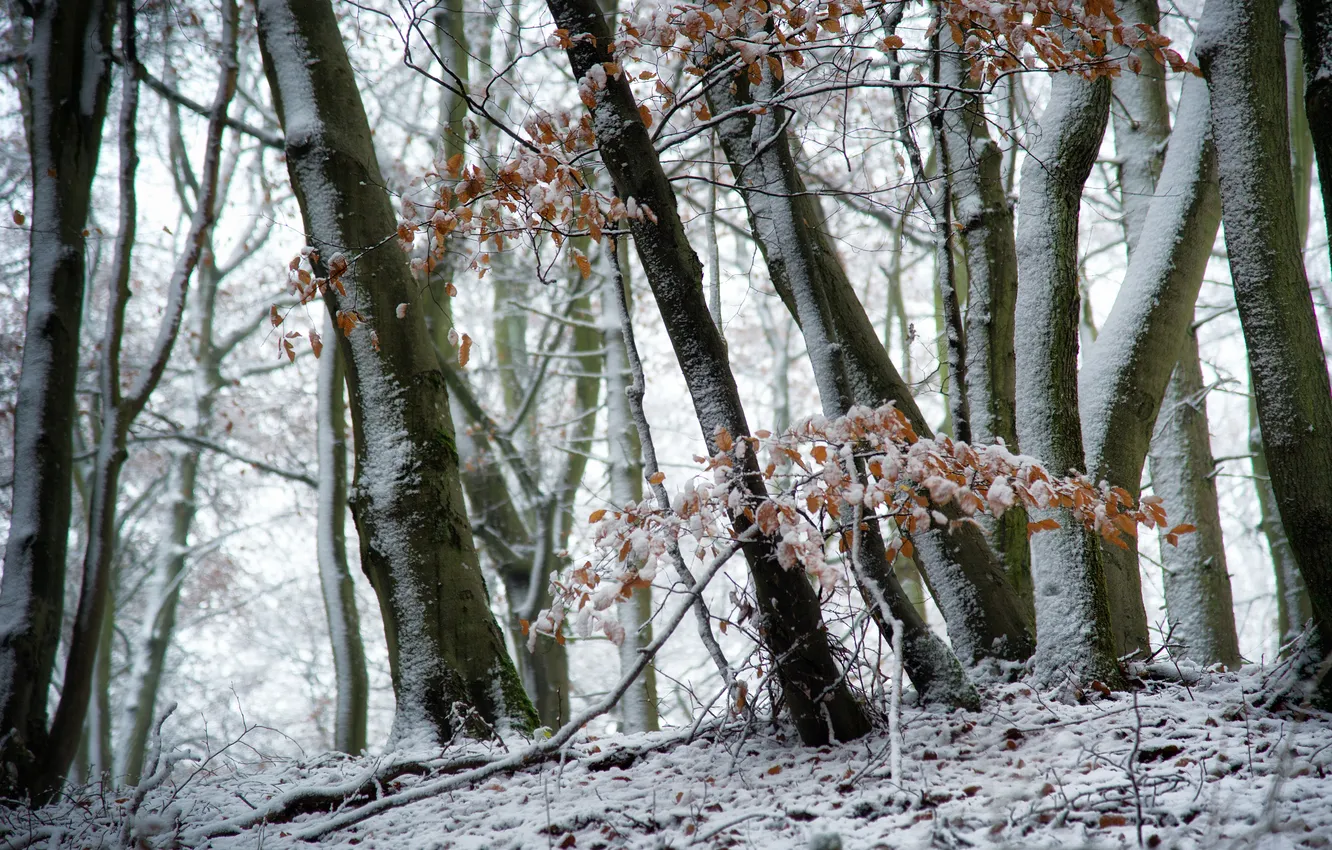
[317, 311, 369, 754]
[706, 60, 979, 710]
[545, 0, 869, 744]
[1294, 0, 1332, 271]
[603, 248, 659, 733]
[256, 0, 536, 744]
[1112, 0, 1172, 251]
[939, 48, 1033, 623]
[1080, 72, 1222, 659]
[0, 0, 114, 797]
[1147, 328, 1241, 667]
[1199, 0, 1332, 703]
[1014, 71, 1124, 688]
[1250, 391, 1311, 648]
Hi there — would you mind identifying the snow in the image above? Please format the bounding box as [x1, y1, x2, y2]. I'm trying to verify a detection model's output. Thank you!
[17, 667, 1332, 849]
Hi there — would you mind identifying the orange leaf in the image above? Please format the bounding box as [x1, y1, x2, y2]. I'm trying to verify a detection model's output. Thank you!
[309, 329, 323, 359]
[648, 470, 665, 485]
[589, 509, 607, 523]
[573, 250, 592, 278]
[270, 304, 283, 327]
[899, 539, 913, 560]
[1170, 523, 1197, 535]
[638, 104, 653, 128]
[1027, 518, 1061, 535]
[811, 445, 828, 464]
[881, 34, 904, 50]
[715, 428, 734, 452]
[11, 210, 24, 225]
[458, 333, 472, 367]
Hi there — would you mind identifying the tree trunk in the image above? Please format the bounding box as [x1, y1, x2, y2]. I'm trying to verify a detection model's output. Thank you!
[317, 312, 369, 754]
[1014, 72, 1124, 687]
[1250, 391, 1310, 646]
[545, 0, 868, 744]
[1148, 328, 1241, 667]
[1199, 0, 1332, 703]
[1080, 73, 1222, 659]
[706, 59, 978, 710]
[1112, 0, 1171, 251]
[0, 0, 114, 797]
[1294, 0, 1332, 270]
[939, 49, 1033, 621]
[257, 0, 536, 742]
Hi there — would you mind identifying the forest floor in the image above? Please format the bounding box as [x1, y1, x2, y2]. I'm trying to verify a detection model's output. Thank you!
[10, 664, 1332, 850]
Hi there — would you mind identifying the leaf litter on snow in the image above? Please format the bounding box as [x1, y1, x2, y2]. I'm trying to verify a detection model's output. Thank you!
[8, 665, 1332, 849]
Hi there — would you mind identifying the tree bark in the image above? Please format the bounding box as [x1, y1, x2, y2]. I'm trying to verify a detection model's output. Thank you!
[1199, 0, 1332, 703]
[1111, 0, 1171, 252]
[1148, 328, 1241, 668]
[1080, 72, 1222, 659]
[1294, 0, 1332, 270]
[938, 48, 1033, 621]
[545, 0, 868, 744]
[257, 0, 537, 742]
[317, 312, 369, 754]
[0, 0, 114, 798]
[1014, 72, 1123, 687]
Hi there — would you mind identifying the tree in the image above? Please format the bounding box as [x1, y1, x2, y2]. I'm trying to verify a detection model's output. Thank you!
[0, 0, 115, 798]
[255, 0, 536, 742]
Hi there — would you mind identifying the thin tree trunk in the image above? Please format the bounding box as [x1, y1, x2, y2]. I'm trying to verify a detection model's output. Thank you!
[1148, 328, 1241, 667]
[317, 312, 369, 754]
[1112, 0, 1171, 251]
[1014, 71, 1123, 687]
[706, 55, 978, 709]
[1081, 74, 1222, 659]
[938, 48, 1032, 621]
[257, 0, 537, 742]
[1251, 390, 1309, 646]
[1199, 0, 1332, 703]
[1294, 0, 1332, 270]
[545, 0, 868, 744]
[603, 248, 658, 733]
[0, 0, 114, 798]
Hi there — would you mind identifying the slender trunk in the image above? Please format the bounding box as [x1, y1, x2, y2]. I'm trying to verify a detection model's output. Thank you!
[1014, 72, 1123, 687]
[1294, 0, 1332, 270]
[86, 599, 113, 782]
[1112, 0, 1171, 251]
[1199, 0, 1332, 703]
[939, 48, 1032, 620]
[706, 55, 978, 709]
[317, 312, 369, 754]
[1148, 328, 1241, 667]
[1081, 74, 1222, 659]
[257, 0, 537, 742]
[603, 247, 658, 733]
[1251, 391, 1309, 646]
[545, 0, 868, 743]
[0, 0, 114, 797]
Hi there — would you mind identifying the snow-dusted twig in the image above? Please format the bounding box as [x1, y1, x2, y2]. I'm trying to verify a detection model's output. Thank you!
[117, 703, 189, 849]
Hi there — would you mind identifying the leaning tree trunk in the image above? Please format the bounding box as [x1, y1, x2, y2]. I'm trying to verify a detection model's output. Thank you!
[1199, 0, 1332, 703]
[1112, 0, 1171, 250]
[1148, 327, 1241, 667]
[0, 0, 114, 798]
[1294, 0, 1332, 271]
[706, 55, 979, 710]
[603, 247, 658, 733]
[546, 0, 868, 744]
[1079, 72, 1222, 660]
[256, 0, 536, 742]
[939, 48, 1032, 620]
[317, 312, 369, 754]
[1014, 72, 1124, 688]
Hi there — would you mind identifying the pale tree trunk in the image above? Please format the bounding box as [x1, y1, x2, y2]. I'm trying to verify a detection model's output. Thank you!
[1294, 0, 1332, 270]
[546, 0, 869, 744]
[43, 0, 236, 794]
[939, 48, 1032, 620]
[0, 0, 114, 798]
[317, 311, 369, 754]
[1112, 0, 1171, 250]
[603, 245, 658, 733]
[1200, 0, 1332, 704]
[257, 0, 537, 742]
[1080, 73, 1223, 659]
[706, 56, 978, 709]
[1148, 328, 1241, 667]
[1014, 72, 1123, 687]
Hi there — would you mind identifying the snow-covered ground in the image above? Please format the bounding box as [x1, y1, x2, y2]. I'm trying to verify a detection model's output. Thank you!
[10, 665, 1332, 849]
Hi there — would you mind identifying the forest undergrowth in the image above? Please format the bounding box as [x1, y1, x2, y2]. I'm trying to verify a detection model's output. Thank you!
[7, 662, 1331, 850]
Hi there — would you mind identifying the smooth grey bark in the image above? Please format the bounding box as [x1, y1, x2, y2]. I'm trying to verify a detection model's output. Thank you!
[1014, 72, 1123, 687]
[1112, 0, 1171, 251]
[257, 0, 536, 742]
[938, 48, 1033, 621]
[317, 312, 369, 754]
[1250, 390, 1310, 646]
[0, 0, 114, 798]
[603, 247, 658, 733]
[1080, 73, 1222, 659]
[1294, 0, 1332, 269]
[706, 56, 978, 710]
[545, 0, 868, 744]
[1199, 0, 1332, 703]
[1148, 328, 1241, 667]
